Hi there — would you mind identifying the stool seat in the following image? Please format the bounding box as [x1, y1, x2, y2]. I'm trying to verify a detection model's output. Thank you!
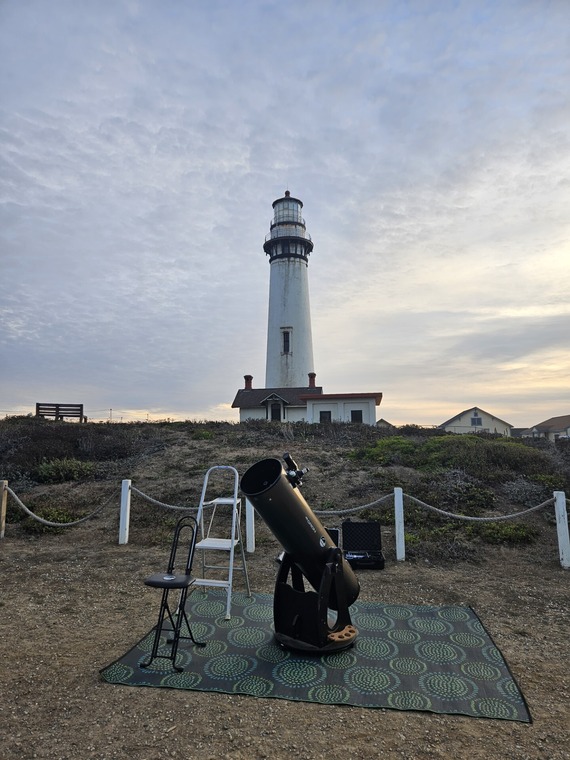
[144, 573, 194, 589]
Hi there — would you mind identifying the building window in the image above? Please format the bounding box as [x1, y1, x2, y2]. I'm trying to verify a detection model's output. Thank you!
[351, 410, 363, 423]
[282, 330, 290, 354]
[471, 414, 482, 426]
[319, 411, 332, 423]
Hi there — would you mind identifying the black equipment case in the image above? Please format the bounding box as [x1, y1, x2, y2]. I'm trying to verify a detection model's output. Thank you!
[341, 520, 385, 570]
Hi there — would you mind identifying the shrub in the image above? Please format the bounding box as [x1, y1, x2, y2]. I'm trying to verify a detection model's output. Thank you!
[352, 434, 561, 482]
[20, 506, 76, 535]
[0, 417, 169, 480]
[395, 425, 446, 438]
[36, 458, 95, 483]
[485, 439, 556, 478]
[415, 471, 495, 517]
[466, 521, 539, 545]
[192, 430, 214, 440]
[352, 436, 420, 466]
[530, 473, 568, 491]
[501, 478, 549, 507]
[421, 436, 488, 474]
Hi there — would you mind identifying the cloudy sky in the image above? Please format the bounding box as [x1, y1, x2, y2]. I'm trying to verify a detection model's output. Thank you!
[1, 0, 568, 427]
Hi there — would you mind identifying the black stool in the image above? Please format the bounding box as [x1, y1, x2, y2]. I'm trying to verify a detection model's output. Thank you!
[141, 515, 206, 672]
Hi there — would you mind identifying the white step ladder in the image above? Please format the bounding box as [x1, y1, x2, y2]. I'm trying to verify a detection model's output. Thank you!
[193, 465, 251, 619]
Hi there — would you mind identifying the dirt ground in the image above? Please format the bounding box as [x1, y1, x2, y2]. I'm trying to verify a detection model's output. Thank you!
[0, 516, 568, 760]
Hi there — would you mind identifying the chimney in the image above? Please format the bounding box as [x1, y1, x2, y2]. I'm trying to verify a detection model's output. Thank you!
[308, 372, 316, 388]
[244, 375, 253, 390]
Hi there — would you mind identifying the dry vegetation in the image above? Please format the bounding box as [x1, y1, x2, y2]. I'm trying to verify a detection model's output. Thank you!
[1, 418, 569, 759]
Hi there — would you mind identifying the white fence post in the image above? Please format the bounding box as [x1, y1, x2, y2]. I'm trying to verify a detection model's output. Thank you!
[554, 491, 569, 570]
[394, 486, 405, 561]
[245, 498, 255, 552]
[1, 481, 7, 540]
[119, 479, 131, 545]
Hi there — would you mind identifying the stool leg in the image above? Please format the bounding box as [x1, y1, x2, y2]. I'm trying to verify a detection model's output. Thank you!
[169, 589, 187, 671]
[141, 588, 171, 668]
[169, 588, 206, 670]
[141, 587, 205, 671]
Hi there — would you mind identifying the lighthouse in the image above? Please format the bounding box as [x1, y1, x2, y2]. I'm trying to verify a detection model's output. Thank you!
[231, 191, 382, 424]
[263, 191, 315, 388]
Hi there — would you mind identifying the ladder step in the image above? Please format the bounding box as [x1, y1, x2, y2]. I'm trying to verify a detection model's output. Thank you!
[193, 578, 231, 588]
[196, 538, 237, 550]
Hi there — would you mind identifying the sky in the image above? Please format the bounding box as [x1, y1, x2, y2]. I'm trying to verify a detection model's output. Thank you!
[1, 0, 569, 427]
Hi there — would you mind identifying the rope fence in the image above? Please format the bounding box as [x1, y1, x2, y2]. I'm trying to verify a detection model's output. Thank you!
[1, 478, 568, 569]
[129, 485, 193, 512]
[0, 480, 119, 536]
[313, 493, 394, 516]
[6, 486, 113, 526]
[403, 494, 555, 522]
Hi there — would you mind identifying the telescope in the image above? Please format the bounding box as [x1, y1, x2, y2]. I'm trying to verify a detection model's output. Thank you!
[240, 454, 360, 653]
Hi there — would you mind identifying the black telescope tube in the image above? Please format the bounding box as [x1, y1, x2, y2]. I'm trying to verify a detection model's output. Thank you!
[240, 458, 360, 606]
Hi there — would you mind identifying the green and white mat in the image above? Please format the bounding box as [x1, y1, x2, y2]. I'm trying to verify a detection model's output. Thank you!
[100, 589, 531, 723]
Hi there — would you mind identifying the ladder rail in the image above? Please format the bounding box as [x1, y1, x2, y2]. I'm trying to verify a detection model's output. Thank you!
[193, 466, 251, 619]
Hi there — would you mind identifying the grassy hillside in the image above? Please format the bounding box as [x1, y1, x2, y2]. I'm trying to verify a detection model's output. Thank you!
[1, 416, 569, 561]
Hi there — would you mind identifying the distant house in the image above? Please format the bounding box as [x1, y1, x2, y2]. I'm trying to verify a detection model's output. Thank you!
[231, 375, 382, 425]
[439, 407, 513, 436]
[520, 415, 570, 441]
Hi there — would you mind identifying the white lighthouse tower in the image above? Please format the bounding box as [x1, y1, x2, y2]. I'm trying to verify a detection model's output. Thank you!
[263, 190, 315, 387]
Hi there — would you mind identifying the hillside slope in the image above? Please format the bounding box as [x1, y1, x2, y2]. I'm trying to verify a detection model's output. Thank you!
[2, 417, 568, 561]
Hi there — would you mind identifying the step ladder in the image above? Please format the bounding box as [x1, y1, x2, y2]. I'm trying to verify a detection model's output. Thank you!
[193, 465, 251, 619]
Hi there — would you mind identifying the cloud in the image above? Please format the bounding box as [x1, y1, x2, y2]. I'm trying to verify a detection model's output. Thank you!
[1, 0, 569, 426]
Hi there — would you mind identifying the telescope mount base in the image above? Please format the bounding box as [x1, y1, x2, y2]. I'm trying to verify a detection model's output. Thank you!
[273, 549, 358, 653]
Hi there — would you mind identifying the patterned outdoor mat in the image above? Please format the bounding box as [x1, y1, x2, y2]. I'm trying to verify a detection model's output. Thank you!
[100, 590, 531, 722]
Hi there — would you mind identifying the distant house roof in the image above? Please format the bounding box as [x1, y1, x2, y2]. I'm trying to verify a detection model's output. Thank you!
[439, 407, 513, 429]
[232, 386, 323, 409]
[376, 418, 396, 428]
[522, 415, 570, 435]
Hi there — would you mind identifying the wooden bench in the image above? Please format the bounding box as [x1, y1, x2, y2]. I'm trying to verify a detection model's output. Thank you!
[35, 403, 87, 423]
